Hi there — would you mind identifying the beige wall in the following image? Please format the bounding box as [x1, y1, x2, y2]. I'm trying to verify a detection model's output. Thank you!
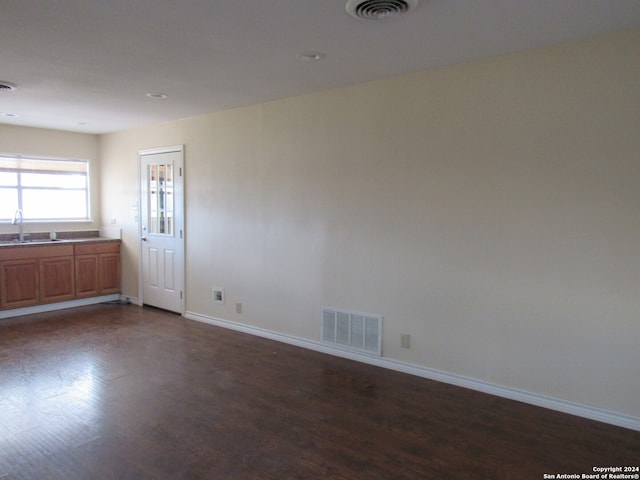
[100, 29, 640, 418]
[0, 124, 100, 233]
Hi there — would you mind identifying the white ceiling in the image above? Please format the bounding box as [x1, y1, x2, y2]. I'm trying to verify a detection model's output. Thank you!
[1, 0, 640, 134]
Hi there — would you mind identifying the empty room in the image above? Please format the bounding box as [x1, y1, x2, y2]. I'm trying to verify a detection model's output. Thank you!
[1, 1, 639, 478]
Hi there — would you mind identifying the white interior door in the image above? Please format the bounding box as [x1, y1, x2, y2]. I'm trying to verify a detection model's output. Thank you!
[139, 146, 184, 313]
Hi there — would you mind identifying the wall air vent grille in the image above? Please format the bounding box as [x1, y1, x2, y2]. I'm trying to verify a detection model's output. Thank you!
[345, 0, 418, 20]
[322, 307, 382, 356]
[0, 81, 17, 92]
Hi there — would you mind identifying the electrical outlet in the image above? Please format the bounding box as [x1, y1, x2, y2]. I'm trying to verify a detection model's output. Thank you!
[212, 288, 225, 304]
[401, 334, 410, 349]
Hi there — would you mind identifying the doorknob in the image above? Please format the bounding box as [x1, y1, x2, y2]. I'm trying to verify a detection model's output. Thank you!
[141, 236, 147, 242]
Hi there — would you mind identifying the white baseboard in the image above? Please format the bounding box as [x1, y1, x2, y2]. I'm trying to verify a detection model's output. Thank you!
[184, 310, 640, 432]
[0, 294, 121, 320]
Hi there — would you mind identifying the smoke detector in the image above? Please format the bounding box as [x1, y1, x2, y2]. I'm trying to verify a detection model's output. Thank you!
[0, 81, 17, 92]
[345, 0, 419, 20]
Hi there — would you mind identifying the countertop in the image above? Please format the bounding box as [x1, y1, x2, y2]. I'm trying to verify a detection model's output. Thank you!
[0, 237, 121, 248]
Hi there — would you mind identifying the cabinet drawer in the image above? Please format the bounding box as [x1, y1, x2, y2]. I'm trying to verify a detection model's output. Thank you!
[0, 244, 74, 261]
[74, 241, 120, 255]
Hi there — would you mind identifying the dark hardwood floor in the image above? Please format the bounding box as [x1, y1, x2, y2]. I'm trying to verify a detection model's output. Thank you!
[0, 304, 638, 479]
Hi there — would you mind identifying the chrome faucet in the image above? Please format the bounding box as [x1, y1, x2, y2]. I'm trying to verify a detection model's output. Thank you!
[12, 208, 24, 242]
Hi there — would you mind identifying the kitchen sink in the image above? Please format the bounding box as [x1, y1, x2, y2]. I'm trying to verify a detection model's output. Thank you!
[0, 238, 67, 245]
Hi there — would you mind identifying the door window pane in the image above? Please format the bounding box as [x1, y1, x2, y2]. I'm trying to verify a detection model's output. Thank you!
[164, 164, 173, 235]
[149, 165, 160, 233]
[148, 163, 173, 236]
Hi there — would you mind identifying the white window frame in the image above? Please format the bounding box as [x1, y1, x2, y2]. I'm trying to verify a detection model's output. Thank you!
[0, 154, 91, 222]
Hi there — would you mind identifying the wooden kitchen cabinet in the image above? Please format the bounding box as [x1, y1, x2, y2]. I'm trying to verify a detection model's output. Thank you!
[75, 254, 100, 298]
[74, 241, 121, 298]
[0, 240, 120, 311]
[0, 243, 74, 309]
[0, 259, 39, 309]
[40, 255, 75, 303]
[98, 252, 121, 294]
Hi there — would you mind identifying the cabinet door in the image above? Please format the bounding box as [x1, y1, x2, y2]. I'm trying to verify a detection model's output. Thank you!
[99, 252, 121, 294]
[0, 259, 39, 309]
[40, 256, 75, 303]
[75, 254, 99, 298]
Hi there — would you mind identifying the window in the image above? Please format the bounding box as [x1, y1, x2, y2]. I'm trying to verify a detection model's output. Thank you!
[0, 155, 90, 221]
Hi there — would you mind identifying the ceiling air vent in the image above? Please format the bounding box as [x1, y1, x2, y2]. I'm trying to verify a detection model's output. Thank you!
[0, 81, 17, 92]
[345, 0, 418, 20]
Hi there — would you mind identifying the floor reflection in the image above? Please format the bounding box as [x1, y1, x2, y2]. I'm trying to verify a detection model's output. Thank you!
[1, 352, 103, 441]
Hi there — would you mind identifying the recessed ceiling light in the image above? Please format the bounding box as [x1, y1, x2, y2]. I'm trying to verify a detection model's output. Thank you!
[146, 92, 168, 99]
[296, 51, 326, 62]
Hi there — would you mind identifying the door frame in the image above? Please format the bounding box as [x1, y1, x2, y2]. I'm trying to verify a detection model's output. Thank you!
[137, 144, 185, 314]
